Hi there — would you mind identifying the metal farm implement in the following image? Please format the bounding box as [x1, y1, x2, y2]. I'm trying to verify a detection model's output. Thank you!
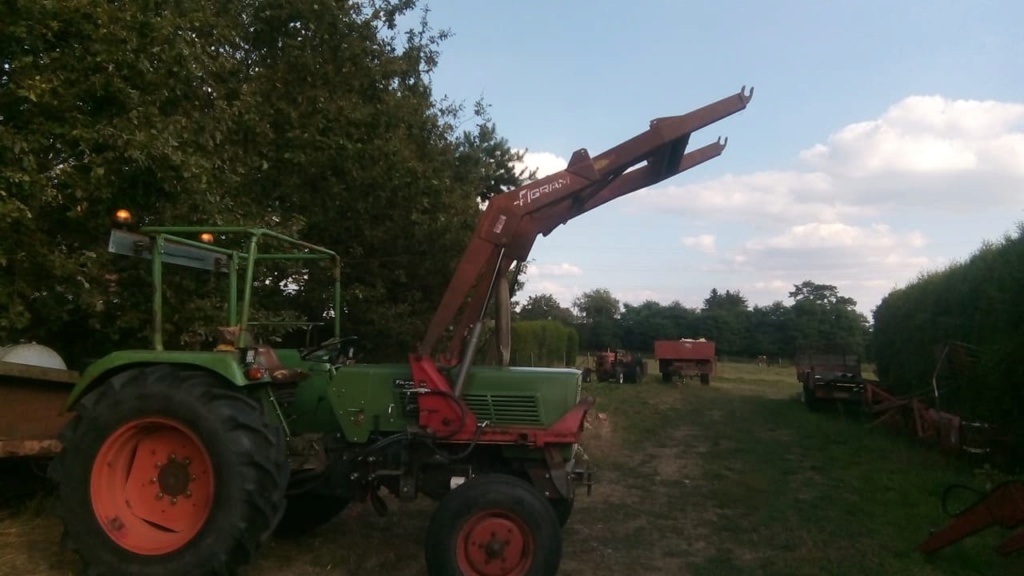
[797, 349, 1023, 557]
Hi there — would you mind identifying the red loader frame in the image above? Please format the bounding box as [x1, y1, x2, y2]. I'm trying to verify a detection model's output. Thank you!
[920, 480, 1024, 556]
[408, 86, 755, 444]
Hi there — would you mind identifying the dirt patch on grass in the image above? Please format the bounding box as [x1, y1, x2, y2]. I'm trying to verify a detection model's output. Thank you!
[0, 508, 72, 576]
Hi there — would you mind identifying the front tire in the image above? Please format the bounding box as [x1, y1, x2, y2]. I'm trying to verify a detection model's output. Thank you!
[425, 474, 562, 576]
[48, 365, 289, 576]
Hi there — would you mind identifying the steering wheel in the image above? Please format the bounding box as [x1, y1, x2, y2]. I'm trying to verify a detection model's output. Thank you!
[300, 335, 358, 364]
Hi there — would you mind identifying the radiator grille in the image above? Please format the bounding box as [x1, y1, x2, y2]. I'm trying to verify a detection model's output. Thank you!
[463, 394, 542, 426]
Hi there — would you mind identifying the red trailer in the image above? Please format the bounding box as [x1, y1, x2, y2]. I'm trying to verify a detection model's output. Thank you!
[794, 352, 865, 411]
[654, 338, 716, 385]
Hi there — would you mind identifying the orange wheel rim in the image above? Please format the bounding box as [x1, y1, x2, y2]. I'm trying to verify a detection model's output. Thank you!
[90, 417, 215, 555]
[456, 509, 533, 576]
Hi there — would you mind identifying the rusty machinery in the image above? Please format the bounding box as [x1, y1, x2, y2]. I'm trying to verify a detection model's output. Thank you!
[796, 345, 1023, 558]
[654, 338, 716, 385]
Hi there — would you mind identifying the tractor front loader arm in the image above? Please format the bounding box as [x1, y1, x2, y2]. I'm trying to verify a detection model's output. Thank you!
[417, 86, 753, 364]
[409, 86, 753, 440]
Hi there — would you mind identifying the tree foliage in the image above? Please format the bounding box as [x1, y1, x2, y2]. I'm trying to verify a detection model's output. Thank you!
[509, 320, 578, 368]
[700, 288, 750, 356]
[0, 0, 530, 366]
[515, 280, 868, 362]
[788, 281, 869, 356]
[572, 288, 621, 350]
[619, 300, 699, 351]
[516, 293, 573, 325]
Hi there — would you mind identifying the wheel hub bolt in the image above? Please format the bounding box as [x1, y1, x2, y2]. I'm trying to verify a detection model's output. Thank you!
[151, 452, 196, 500]
[484, 538, 505, 559]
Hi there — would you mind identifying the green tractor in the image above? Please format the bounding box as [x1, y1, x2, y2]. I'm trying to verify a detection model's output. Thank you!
[43, 87, 753, 575]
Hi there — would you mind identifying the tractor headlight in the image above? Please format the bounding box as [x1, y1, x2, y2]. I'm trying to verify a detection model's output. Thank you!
[113, 209, 133, 227]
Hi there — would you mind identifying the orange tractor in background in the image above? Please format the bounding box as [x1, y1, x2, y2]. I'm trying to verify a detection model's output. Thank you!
[579, 349, 645, 384]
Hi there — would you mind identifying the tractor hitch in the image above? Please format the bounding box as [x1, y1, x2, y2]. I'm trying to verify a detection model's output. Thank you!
[570, 459, 595, 497]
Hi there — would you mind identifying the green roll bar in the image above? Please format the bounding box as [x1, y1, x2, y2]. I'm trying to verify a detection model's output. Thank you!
[108, 225, 341, 350]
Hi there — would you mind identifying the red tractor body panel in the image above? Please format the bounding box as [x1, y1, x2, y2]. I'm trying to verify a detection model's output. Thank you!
[654, 339, 716, 360]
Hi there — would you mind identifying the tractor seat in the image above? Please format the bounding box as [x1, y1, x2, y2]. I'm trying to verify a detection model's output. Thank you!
[215, 326, 309, 384]
[254, 344, 310, 384]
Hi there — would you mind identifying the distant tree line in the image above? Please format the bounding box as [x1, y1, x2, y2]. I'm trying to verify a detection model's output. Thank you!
[873, 223, 1024, 436]
[513, 280, 871, 361]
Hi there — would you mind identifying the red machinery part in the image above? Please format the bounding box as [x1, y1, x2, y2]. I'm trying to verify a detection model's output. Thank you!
[408, 87, 754, 442]
[653, 340, 716, 361]
[920, 481, 1024, 556]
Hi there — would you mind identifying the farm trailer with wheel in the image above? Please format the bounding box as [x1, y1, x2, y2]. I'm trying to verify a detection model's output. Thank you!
[0, 344, 77, 459]
[654, 338, 716, 384]
[1, 86, 754, 575]
[795, 352, 866, 411]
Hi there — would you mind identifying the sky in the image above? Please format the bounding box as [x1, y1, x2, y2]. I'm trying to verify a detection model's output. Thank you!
[418, 0, 1024, 317]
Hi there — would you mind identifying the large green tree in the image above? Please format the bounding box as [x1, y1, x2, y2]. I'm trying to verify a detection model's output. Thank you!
[699, 288, 750, 356]
[619, 299, 700, 351]
[0, 0, 529, 366]
[788, 280, 868, 355]
[572, 288, 621, 350]
[747, 301, 793, 359]
[516, 293, 574, 325]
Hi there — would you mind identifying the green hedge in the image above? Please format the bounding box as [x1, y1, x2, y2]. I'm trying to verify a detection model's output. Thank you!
[509, 320, 579, 367]
[872, 224, 1024, 432]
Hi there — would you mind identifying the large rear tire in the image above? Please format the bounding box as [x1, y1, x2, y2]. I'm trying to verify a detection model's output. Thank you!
[48, 365, 289, 576]
[425, 474, 562, 576]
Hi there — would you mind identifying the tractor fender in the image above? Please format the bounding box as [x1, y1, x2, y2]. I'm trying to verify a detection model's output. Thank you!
[62, 350, 252, 412]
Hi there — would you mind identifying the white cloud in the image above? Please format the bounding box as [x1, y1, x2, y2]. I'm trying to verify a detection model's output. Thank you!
[681, 234, 716, 254]
[514, 94, 1023, 314]
[518, 280, 582, 304]
[513, 149, 568, 180]
[526, 262, 583, 277]
[613, 288, 669, 305]
[635, 94, 1024, 224]
[743, 222, 926, 251]
[715, 221, 943, 310]
[799, 96, 1024, 178]
[517, 262, 584, 305]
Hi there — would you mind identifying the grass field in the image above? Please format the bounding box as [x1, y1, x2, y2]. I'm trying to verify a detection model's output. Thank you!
[1, 361, 1022, 575]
